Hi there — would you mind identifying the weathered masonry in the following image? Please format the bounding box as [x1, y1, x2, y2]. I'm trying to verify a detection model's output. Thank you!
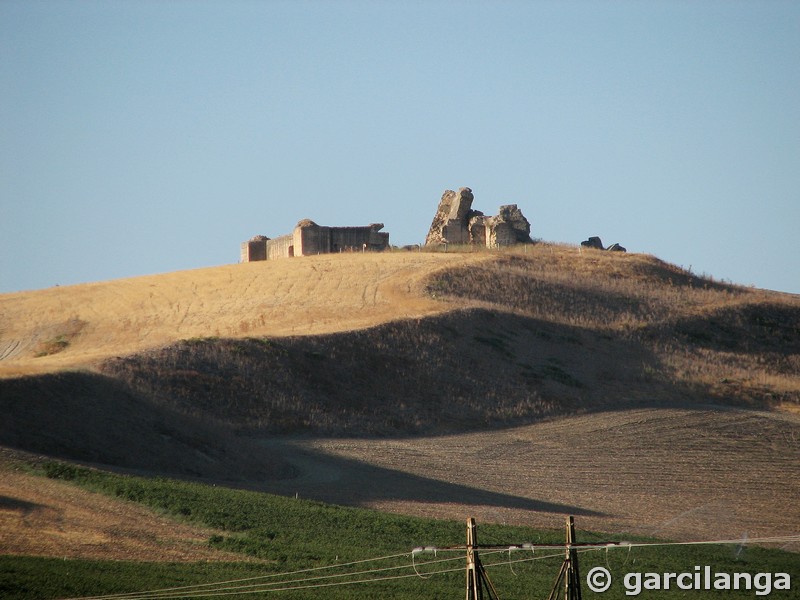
[241, 220, 390, 262]
[425, 187, 533, 248]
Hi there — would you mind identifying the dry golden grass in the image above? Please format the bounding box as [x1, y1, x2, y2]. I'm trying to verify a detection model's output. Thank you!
[3, 244, 800, 558]
[427, 244, 800, 410]
[4, 243, 797, 407]
[0, 252, 486, 377]
[0, 455, 247, 561]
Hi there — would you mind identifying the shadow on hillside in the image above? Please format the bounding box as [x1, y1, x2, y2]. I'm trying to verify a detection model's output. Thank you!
[3, 304, 760, 503]
[98, 308, 701, 436]
[0, 371, 604, 518]
[0, 372, 293, 482]
[668, 302, 800, 356]
[0, 495, 41, 514]
[250, 442, 605, 518]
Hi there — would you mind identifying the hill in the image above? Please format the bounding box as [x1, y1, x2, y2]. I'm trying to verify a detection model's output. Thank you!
[0, 251, 467, 376]
[1, 244, 799, 550]
[3, 245, 798, 404]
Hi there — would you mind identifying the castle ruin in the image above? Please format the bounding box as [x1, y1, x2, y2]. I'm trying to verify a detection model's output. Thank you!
[425, 187, 533, 248]
[241, 220, 390, 262]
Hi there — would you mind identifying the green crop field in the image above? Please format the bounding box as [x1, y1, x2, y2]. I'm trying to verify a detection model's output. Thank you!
[1, 462, 796, 599]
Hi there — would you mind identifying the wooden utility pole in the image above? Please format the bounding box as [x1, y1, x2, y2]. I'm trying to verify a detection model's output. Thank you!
[545, 516, 583, 600]
[465, 518, 501, 600]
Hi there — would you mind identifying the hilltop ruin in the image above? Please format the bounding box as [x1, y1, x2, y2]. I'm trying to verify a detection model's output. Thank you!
[241, 186, 531, 261]
[425, 187, 533, 248]
[241, 221, 389, 261]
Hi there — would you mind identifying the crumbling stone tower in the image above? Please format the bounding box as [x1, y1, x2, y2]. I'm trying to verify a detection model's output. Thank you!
[425, 187, 533, 248]
[425, 187, 479, 246]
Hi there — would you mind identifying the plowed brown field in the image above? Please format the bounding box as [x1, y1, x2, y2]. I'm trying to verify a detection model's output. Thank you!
[256, 407, 800, 548]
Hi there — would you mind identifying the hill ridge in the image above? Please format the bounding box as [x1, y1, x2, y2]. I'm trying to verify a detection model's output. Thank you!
[2, 244, 798, 450]
[2, 244, 800, 554]
[0, 252, 480, 376]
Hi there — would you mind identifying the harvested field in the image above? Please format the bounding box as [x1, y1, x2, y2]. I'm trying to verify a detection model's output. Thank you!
[2, 246, 799, 562]
[255, 407, 800, 548]
[1, 406, 798, 561]
[0, 252, 482, 377]
[0, 458, 247, 561]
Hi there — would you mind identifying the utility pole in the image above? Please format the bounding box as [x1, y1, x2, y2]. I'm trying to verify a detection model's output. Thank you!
[546, 516, 583, 600]
[465, 518, 502, 600]
[454, 516, 610, 600]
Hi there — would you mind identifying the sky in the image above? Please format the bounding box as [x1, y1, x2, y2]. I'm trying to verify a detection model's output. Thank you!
[1, 0, 799, 295]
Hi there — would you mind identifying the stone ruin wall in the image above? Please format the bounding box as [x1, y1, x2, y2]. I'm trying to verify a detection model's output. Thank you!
[425, 187, 533, 249]
[240, 237, 268, 262]
[241, 221, 389, 262]
[267, 234, 294, 259]
[295, 222, 389, 256]
[293, 221, 328, 256]
[242, 186, 532, 263]
[330, 225, 390, 252]
[425, 188, 474, 246]
[240, 234, 295, 261]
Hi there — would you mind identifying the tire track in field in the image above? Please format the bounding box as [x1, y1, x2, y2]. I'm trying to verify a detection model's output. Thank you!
[0, 253, 476, 376]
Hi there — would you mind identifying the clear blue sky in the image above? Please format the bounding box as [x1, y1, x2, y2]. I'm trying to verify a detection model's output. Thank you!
[2, 1, 799, 295]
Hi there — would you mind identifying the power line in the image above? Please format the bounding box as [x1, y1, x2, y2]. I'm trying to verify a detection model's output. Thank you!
[184, 550, 572, 600]
[436, 534, 800, 553]
[598, 535, 800, 551]
[60, 530, 800, 600]
[62, 551, 412, 600]
[63, 547, 564, 600]
[93, 562, 467, 600]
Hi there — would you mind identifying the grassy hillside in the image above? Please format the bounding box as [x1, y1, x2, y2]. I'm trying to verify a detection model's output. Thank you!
[2, 244, 799, 565]
[95, 250, 799, 436]
[0, 453, 248, 562]
[1, 245, 799, 466]
[0, 252, 468, 377]
[2, 460, 797, 600]
[427, 249, 800, 409]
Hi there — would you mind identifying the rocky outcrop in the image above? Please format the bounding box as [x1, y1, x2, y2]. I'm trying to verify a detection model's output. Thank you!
[425, 187, 533, 248]
[581, 236, 605, 250]
[581, 236, 627, 252]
